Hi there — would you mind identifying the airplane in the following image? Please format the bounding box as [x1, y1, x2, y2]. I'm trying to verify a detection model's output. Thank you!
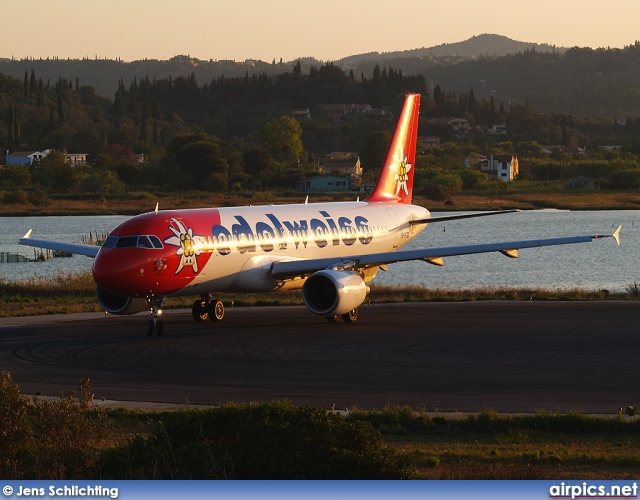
[20, 93, 622, 336]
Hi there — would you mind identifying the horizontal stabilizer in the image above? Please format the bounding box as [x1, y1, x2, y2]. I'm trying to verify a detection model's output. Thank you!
[411, 209, 522, 225]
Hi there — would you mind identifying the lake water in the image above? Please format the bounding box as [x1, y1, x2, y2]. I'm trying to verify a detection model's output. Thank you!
[1, 210, 637, 292]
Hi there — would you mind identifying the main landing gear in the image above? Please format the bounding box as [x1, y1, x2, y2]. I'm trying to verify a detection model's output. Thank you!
[146, 297, 167, 336]
[326, 308, 358, 323]
[192, 295, 225, 322]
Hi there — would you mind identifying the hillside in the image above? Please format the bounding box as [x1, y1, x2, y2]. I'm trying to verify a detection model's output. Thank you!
[0, 34, 563, 101]
[337, 33, 562, 65]
[4, 34, 638, 119]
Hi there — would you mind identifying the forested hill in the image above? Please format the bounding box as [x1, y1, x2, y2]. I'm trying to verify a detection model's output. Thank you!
[0, 55, 302, 101]
[337, 33, 562, 65]
[2, 35, 640, 118]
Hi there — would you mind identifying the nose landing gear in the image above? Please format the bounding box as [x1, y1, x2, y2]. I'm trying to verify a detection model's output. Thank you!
[146, 297, 166, 336]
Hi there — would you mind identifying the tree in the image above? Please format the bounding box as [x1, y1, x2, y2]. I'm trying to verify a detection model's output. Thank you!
[260, 116, 304, 163]
[38, 150, 80, 192]
[57, 93, 65, 123]
[173, 138, 230, 191]
[358, 130, 392, 183]
[506, 104, 535, 135]
[458, 168, 488, 190]
[515, 141, 544, 158]
[423, 183, 450, 201]
[29, 70, 37, 95]
[0, 164, 31, 188]
[243, 147, 277, 190]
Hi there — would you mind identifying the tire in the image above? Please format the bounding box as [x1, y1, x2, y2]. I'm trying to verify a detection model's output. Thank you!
[209, 300, 224, 321]
[342, 308, 358, 323]
[146, 320, 154, 336]
[192, 300, 208, 321]
[326, 315, 341, 323]
[156, 320, 164, 336]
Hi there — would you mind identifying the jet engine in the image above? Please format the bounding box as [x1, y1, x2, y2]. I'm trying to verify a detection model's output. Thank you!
[302, 269, 368, 317]
[96, 286, 149, 315]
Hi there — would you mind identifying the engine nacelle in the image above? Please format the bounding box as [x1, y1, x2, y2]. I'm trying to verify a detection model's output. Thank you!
[96, 286, 149, 315]
[302, 270, 368, 317]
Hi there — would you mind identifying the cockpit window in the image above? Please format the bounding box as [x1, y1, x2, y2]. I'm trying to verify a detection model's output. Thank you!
[102, 236, 117, 248]
[137, 236, 154, 248]
[149, 236, 163, 248]
[104, 235, 164, 249]
[115, 236, 138, 248]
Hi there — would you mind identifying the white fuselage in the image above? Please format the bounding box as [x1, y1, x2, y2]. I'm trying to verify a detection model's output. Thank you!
[176, 201, 430, 296]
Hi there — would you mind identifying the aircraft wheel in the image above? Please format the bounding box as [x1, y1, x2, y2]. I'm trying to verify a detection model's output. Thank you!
[342, 308, 358, 323]
[156, 320, 164, 336]
[326, 315, 341, 323]
[192, 300, 209, 321]
[208, 300, 224, 321]
[146, 320, 154, 336]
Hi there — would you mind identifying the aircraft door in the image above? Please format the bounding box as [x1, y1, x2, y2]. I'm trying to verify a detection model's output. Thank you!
[386, 209, 401, 248]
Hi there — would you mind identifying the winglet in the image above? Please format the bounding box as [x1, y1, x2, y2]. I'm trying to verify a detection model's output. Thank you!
[613, 225, 622, 245]
[22, 229, 33, 239]
[592, 225, 621, 245]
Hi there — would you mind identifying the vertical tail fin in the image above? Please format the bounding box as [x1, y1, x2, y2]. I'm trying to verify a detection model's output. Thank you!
[366, 93, 420, 204]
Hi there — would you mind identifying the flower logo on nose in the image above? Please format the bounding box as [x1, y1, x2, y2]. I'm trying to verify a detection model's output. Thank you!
[164, 218, 202, 274]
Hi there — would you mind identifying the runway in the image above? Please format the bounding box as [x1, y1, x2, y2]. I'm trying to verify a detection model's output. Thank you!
[1, 302, 638, 413]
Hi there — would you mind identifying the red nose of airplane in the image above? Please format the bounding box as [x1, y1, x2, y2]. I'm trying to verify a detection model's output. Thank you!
[93, 211, 213, 298]
[92, 247, 154, 297]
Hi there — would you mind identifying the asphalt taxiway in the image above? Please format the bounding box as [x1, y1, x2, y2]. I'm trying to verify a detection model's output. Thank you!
[1, 302, 638, 413]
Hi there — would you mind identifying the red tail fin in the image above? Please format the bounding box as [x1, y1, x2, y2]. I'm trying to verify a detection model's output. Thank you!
[366, 93, 420, 204]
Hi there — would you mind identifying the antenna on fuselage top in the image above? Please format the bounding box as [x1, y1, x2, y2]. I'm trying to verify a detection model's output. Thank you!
[305, 195, 308, 205]
[154, 202, 159, 215]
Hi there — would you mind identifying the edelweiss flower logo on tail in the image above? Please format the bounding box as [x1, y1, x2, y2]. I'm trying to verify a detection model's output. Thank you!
[164, 218, 202, 275]
[387, 145, 412, 196]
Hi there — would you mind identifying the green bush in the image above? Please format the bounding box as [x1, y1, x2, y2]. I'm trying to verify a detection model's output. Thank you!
[0, 373, 107, 479]
[99, 400, 416, 479]
[423, 183, 450, 201]
[348, 404, 433, 434]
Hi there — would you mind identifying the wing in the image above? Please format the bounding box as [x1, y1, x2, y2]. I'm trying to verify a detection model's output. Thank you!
[19, 229, 101, 258]
[410, 209, 521, 225]
[270, 226, 622, 280]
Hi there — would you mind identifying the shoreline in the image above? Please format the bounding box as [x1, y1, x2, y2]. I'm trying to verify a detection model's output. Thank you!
[2, 192, 640, 216]
[1, 283, 638, 319]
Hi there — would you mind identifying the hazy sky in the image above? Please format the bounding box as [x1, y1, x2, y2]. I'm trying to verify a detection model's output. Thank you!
[4, 0, 639, 62]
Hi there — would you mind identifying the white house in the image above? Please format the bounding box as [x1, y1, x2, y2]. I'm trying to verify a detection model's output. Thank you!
[5, 150, 50, 165]
[5, 149, 88, 166]
[319, 152, 362, 176]
[64, 153, 88, 166]
[480, 154, 519, 182]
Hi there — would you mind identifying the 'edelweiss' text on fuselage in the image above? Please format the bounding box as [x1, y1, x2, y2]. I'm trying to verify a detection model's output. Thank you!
[185, 210, 376, 256]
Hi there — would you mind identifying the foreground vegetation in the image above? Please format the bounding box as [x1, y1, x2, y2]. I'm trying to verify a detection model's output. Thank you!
[1, 271, 639, 318]
[1, 373, 638, 480]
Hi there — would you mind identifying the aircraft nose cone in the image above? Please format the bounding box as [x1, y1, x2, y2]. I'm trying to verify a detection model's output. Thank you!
[93, 248, 145, 296]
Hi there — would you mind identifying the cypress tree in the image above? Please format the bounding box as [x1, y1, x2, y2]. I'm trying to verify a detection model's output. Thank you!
[29, 70, 37, 95]
[57, 93, 65, 122]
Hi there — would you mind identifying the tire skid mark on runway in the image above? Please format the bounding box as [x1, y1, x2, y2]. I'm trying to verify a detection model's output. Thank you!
[2, 302, 640, 411]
